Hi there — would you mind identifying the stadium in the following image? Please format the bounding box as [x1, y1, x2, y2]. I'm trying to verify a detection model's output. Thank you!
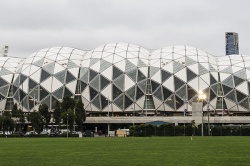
[1, 43, 250, 126]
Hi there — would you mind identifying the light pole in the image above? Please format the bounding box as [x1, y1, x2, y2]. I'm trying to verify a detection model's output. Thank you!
[183, 96, 188, 136]
[67, 113, 69, 138]
[207, 97, 210, 136]
[106, 97, 110, 136]
[199, 91, 206, 137]
[73, 107, 75, 133]
[0, 98, 2, 116]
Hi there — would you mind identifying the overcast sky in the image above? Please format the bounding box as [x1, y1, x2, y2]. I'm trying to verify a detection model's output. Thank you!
[0, 0, 249, 57]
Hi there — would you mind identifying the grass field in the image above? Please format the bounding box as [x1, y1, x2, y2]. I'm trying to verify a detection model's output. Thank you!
[0, 136, 250, 166]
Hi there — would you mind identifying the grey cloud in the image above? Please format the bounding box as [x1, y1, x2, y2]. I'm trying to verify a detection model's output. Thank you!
[0, 0, 250, 57]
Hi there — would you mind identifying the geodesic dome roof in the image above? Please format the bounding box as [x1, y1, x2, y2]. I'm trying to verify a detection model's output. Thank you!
[80, 43, 150, 112]
[149, 46, 219, 112]
[0, 57, 23, 100]
[12, 47, 85, 111]
[3, 43, 250, 113]
[217, 55, 250, 111]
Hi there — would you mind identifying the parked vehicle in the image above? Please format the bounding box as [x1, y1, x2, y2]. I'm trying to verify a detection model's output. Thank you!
[25, 131, 38, 136]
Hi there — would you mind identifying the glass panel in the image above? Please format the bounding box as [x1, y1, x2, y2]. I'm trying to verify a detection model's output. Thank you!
[101, 95, 108, 110]
[175, 95, 183, 110]
[137, 59, 147, 67]
[53, 87, 63, 99]
[114, 94, 124, 110]
[235, 69, 246, 79]
[64, 87, 73, 97]
[29, 79, 37, 91]
[127, 69, 137, 82]
[66, 71, 76, 83]
[41, 96, 51, 110]
[14, 91, 19, 102]
[161, 69, 171, 83]
[136, 87, 144, 100]
[211, 84, 217, 94]
[0, 78, 8, 87]
[100, 75, 110, 90]
[0, 85, 9, 96]
[210, 74, 217, 85]
[176, 85, 186, 100]
[92, 95, 101, 109]
[113, 85, 122, 100]
[19, 89, 26, 101]
[226, 90, 236, 102]
[222, 84, 232, 95]
[153, 87, 162, 100]
[40, 70, 50, 82]
[43, 63, 55, 74]
[187, 68, 197, 81]
[80, 70, 89, 83]
[236, 90, 246, 102]
[150, 66, 159, 77]
[20, 74, 28, 83]
[126, 86, 135, 100]
[151, 80, 160, 93]
[81, 81, 87, 92]
[12, 85, 18, 96]
[222, 75, 233, 87]
[234, 76, 244, 87]
[138, 79, 147, 93]
[40, 87, 49, 100]
[124, 95, 133, 109]
[143, 95, 155, 109]
[137, 70, 146, 82]
[90, 75, 99, 91]
[113, 66, 123, 80]
[187, 86, 196, 100]
[173, 61, 184, 73]
[54, 70, 66, 83]
[90, 59, 99, 67]
[100, 60, 112, 72]
[210, 89, 216, 100]
[240, 98, 249, 110]
[126, 60, 136, 71]
[174, 76, 184, 91]
[89, 69, 98, 82]
[89, 87, 98, 100]
[165, 95, 175, 109]
[67, 60, 78, 68]
[162, 87, 172, 100]
[198, 63, 208, 75]
[114, 75, 124, 90]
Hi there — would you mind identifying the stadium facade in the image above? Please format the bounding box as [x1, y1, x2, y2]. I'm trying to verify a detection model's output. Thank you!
[1, 43, 250, 118]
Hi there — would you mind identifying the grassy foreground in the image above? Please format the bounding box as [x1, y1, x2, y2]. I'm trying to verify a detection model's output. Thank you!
[0, 136, 250, 166]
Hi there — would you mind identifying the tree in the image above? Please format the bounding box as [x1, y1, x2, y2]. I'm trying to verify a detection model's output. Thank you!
[75, 100, 86, 131]
[27, 111, 44, 133]
[39, 104, 50, 128]
[53, 101, 62, 125]
[61, 96, 75, 112]
[18, 108, 25, 132]
[1, 111, 15, 134]
[11, 103, 19, 118]
[60, 108, 76, 133]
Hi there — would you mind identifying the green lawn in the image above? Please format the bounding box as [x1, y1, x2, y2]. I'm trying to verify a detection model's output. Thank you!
[0, 136, 249, 166]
